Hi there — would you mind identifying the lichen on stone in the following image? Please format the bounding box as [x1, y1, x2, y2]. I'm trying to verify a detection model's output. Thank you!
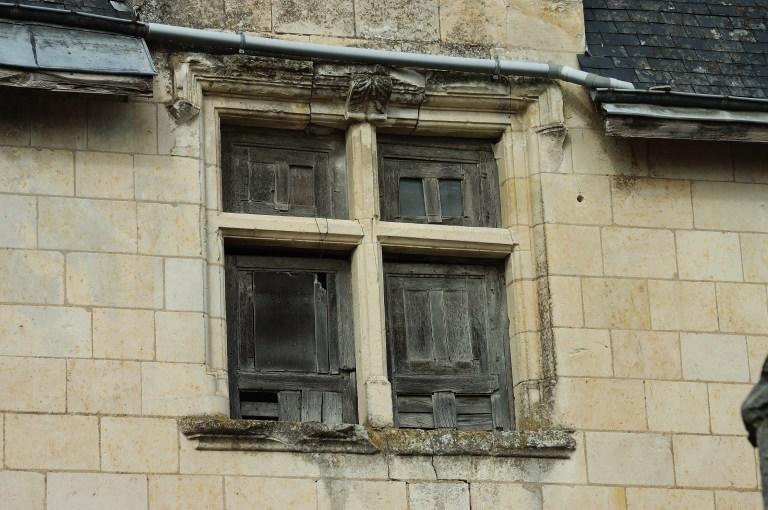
[181, 415, 575, 458]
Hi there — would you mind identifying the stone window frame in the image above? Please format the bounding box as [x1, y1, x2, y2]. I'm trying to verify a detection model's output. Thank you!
[180, 54, 570, 443]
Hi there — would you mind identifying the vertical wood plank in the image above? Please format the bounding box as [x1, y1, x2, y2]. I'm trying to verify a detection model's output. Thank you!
[432, 391, 457, 428]
[327, 274, 340, 374]
[342, 372, 357, 424]
[313, 154, 331, 217]
[237, 270, 256, 371]
[278, 391, 301, 422]
[480, 153, 501, 228]
[233, 146, 250, 203]
[322, 391, 343, 425]
[387, 281, 408, 373]
[314, 274, 330, 374]
[222, 145, 248, 212]
[225, 257, 242, 419]
[250, 162, 275, 203]
[491, 393, 505, 430]
[404, 290, 433, 361]
[381, 159, 399, 220]
[301, 390, 323, 422]
[424, 177, 442, 223]
[429, 290, 449, 362]
[336, 271, 355, 371]
[274, 160, 290, 211]
[467, 280, 488, 367]
[486, 267, 513, 430]
[444, 289, 473, 363]
[290, 164, 316, 208]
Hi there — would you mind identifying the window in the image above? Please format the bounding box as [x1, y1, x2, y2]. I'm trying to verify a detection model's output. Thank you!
[225, 253, 356, 424]
[218, 124, 516, 431]
[384, 261, 513, 431]
[222, 126, 356, 425]
[221, 127, 347, 218]
[378, 137, 501, 227]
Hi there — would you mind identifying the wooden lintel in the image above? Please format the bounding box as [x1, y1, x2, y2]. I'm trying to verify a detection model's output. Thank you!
[0, 67, 153, 97]
[605, 115, 768, 143]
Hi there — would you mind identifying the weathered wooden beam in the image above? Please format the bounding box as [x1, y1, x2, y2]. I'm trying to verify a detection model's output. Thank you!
[0, 67, 153, 96]
[605, 115, 768, 143]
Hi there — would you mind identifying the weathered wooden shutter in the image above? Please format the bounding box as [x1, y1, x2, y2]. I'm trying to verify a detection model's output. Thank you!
[385, 262, 513, 430]
[226, 255, 356, 424]
[222, 128, 348, 219]
[378, 137, 500, 228]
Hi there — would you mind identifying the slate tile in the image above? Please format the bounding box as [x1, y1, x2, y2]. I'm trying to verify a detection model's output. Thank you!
[579, 56, 615, 70]
[581, 0, 768, 98]
[647, 58, 688, 72]
[637, 34, 675, 47]
[603, 33, 641, 45]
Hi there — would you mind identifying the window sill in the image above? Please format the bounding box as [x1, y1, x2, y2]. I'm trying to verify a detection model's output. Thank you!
[180, 416, 576, 459]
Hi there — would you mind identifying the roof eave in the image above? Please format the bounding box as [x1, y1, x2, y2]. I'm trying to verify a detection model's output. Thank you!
[592, 88, 768, 113]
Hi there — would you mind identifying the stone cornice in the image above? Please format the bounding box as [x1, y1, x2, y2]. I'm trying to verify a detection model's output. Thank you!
[168, 53, 549, 137]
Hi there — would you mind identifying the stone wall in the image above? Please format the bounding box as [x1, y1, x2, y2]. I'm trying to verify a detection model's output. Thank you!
[0, 1, 765, 508]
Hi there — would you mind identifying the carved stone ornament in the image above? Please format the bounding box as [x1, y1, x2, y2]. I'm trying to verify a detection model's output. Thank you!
[345, 66, 393, 121]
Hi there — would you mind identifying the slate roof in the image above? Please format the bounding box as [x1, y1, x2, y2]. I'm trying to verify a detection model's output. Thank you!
[579, 0, 768, 99]
[11, 0, 134, 20]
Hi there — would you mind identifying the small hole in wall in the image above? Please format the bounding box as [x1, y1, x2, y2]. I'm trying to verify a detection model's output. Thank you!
[576, 194, 585, 203]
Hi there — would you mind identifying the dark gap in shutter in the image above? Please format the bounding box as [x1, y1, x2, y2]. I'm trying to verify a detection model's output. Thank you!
[253, 271, 316, 372]
[398, 178, 426, 217]
[240, 391, 279, 420]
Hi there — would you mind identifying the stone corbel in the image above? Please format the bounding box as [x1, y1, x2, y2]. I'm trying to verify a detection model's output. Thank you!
[168, 55, 207, 122]
[535, 123, 568, 173]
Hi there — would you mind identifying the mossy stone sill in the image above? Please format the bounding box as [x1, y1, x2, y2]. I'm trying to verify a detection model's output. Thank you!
[180, 415, 576, 458]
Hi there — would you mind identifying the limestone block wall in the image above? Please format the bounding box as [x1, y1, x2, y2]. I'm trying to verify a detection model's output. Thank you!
[0, 1, 765, 509]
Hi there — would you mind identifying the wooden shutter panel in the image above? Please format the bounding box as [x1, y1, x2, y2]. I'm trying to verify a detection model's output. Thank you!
[378, 137, 500, 228]
[385, 262, 513, 431]
[221, 128, 347, 219]
[226, 255, 356, 424]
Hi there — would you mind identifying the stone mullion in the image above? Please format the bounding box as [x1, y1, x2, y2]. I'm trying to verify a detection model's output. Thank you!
[346, 122, 394, 427]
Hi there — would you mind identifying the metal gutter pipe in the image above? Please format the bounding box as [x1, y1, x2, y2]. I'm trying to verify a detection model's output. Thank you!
[0, 2, 635, 90]
[143, 23, 636, 90]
